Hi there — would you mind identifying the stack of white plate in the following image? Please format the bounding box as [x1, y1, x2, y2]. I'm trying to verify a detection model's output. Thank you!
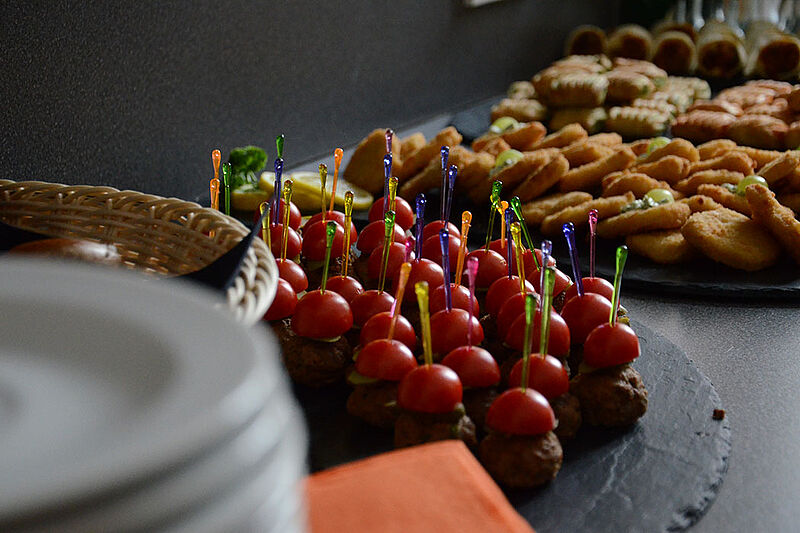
[0, 258, 307, 533]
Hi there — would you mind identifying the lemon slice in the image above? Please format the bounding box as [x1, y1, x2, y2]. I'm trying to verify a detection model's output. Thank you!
[258, 171, 373, 213]
[230, 183, 271, 212]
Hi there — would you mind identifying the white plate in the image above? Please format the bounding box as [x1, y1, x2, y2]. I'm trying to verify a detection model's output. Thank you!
[0, 258, 280, 523]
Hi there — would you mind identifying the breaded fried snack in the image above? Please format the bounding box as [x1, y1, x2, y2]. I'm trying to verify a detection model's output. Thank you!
[607, 25, 653, 60]
[397, 127, 463, 181]
[605, 106, 671, 138]
[559, 146, 636, 192]
[513, 153, 569, 202]
[400, 133, 426, 161]
[549, 108, 607, 134]
[627, 139, 652, 157]
[786, 121, 800, 150]
[675, 170, 745, 195]
[544, 73, 609, 108]
[626, 230, 696, 264]
[602, 172, 683, 199]
[344, 128, 402, 194]
[398, 145, 474, 200]
[648, 89, 693, 112]
[521, 191, 593, 226]
[540, 193, 635, 236]
[745, 21, 800, 80]
[727, 115, 787, 150]
[631, 98, 677, 117]
[472, 135, 512, 157]
[662, 76, 711, 100]
[679, 194, 724, 212]
[555, 54, 612, 70]
[458, 151, 495, 191]
[587, 132, 623, 146]
[565, 25, 607, 56]
[532, 123, 588, 150]
[745, 183, 800, 264]
[689, 151, 755, 175]
[697, 184, 751, 215]
[465, 149, 557, 203]
[651, 31, 697, 75]
[605, 70, 655, 103]
[490, 98, 547, 123]
[697, 139, 738, 160]
[687, 99, 744, 116]
[681, 208, 781, 270]
[671, 110, 737, 143]
[508, 80, 536, 100]
[597, 201, 691, 239]
[736, 146, 782, 170]
[639, 138, 700, 164]
[560, 141, 614, 167]
[696, 21, 747, 79]
[745, 79, 793, 94]
[634, 155, 691, 184]
[613, 58, 667, 85]
[777, 192, 800, 213]
[744, 100, 792, 123]
[500, 121, 547, 151]
[758, 152, 800, 187]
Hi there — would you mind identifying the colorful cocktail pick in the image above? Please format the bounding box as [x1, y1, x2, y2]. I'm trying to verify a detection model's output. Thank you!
[562, 222, 583, 297]
[341, 191, 354, 277]
[610, 245, 628, 325]
[454, 211, 472, 286]
[221, 162, 231, 216]
[378, 211, 397, 293]
[388, 262, 411, 341]
[589, 209, 598, 279]
[416, 281, 433, 367]
[466, 256, 479, 348]
[439, 229, 452, 311]
[329, 148, 344, 212]
[320, 221, 336, 293]
[281, 180, 293, 262]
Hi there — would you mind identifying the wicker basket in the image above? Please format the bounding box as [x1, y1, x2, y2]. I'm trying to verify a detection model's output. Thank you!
[0, 179, 278, 325]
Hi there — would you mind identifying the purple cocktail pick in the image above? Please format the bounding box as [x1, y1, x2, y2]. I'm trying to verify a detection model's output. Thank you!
[383, 153, 393, 215]
[439, 229, 452, 311]
[445, 165, 458, 221]
[466, 256, 479, 348]
[415, 193, 426, 260]
[588, 209, 598, 279]
[272, 158, 284, 225]
[505, 208, 515, 279]
[440, 146, 449, 220]
[540, 239, 552, 301]
[405, 236, 415, 262]
[562, 222, 583, 297]
[385, 129, 393, 154]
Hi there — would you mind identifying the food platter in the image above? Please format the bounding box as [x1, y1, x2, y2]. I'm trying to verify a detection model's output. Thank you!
[290, 319, 730, 532]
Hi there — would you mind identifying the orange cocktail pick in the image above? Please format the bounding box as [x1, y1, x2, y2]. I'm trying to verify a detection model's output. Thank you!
[454, 211, 472, 286]
[498, 200, 509, 250]
[329, 148, 344, 213]
[388, 262, 412, 341]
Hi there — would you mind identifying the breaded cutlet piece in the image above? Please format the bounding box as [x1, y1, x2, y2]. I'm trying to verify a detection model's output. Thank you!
[679, 194, 724, 213]
[397, 127, 462, 181]
[521, 191, 593, 226]
[674, 170, 745, 195]
[472, 135, 512, 157]
[697, 184, 751, 216]
[745, 184, 800, 264]
[398, 145, 473, 201]
[343, 128, 403, 195]
[513, 153, 570, 202]
[632, 155, 691, 184]
[559, 146, 636, 192]
[602, 172, 684, 199]
[697, 139, 737, 160]
[681, 208, 781, 271]
[626, 230, 697, 264]
[637, 138, 699, 164]
[400, 133, 426, 161]
[758, 152, 800, 187]
[597, 201, 691, 239]
[540, 192, 635, 236]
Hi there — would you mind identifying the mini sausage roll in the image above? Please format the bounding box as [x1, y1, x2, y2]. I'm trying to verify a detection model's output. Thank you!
[544, 73, 609, 108]
[605, 69, 655, 103]
[565, 25, 607, 56]
[696, 21, 747, 79]
[605, 106, 671, 138]
[671, 110, 737, 144]
[651, 30, 697, 75]
[607, 25, 653, 61]
[490, 98, 547, 123]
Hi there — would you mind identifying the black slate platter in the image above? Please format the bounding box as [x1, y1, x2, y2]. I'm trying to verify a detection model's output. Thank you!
[291, 320, 731, 532]
[449, 96, 503, 144]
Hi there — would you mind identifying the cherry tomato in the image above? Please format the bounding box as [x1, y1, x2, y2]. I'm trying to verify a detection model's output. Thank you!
[465, 249, 508, 289]
[350, 289, 395, 327]
[356, 220, 406, 255]
[291, 289, 353, 339]
[422, 220, 460, 241]
[397, 364, 463, 414]
[368, 196, 415, 231]
[430, 283, 480, 315]
[488, 239, 536, 276]
[485, 275, 535, 317]
[253, 198, 301, 230]
[560, 293, 613, 344]
[529, 265, 572, 297]
[430, 308, 484, 356]
[504, 309, 571, 357]
[442, 345, 500, 388]
[421, 233, 461, 274]
[396, 258, 444, 290]
[485, 388, 555, 436]
[275, 258, 308, 293]
[583, 322, 640, 368]
[355, 338, 418, 382]
[533, 248, 557, 269]
[266, 224, 302, 260]
[359, 311, 417, 351]
[301, 220, 345, 262]
[564, 277, 614, 303]
[303, 210, 357, 243]
[263, 278, 297, 321]
[508, 355, 569, 399]
[326, 275, 364, 303]
[367, 242, 414, 281]
[496, 291, 534, 338]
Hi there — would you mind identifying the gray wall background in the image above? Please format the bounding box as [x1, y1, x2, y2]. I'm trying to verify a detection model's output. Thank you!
[2, 1, 619, 201]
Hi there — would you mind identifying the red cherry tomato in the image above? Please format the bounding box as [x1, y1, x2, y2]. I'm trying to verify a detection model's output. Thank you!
[422, 220, 460, 241]
[396, 258, 444, 291]
[533, 249, 557, 269]
[496, 291, 535, 338]
[266, 224, 302, 260]
[488, 239, 537, 276]
[421, 233, 461, 274]
[564, 277, 614, 303]
[355, 338, 418, 382]
[397, 364, 463, 414]
[508, 355, 569, 399]
[368, 196, 415, 231]
[529, 265, 573, 297]
[441, 345, 500, 388]
[263, 278, 297, 321]
[465, 249, 508, 289]
[504, 309, 571, 357]
[485, 388, 555, 435]
[275, 258, 308, 293]
[291, 289, 353, 339]
[430, 283, 480, 315]
[326, 275, 363, 303]
[350, 289, 395, 328]
[560, 292, 613, 344]
[301, 220, 345, 262]
[303, 210, 358, 243]
[253, 198, 301, 230]
[430, 308, 484, 356]
[583, 322, 640, 368]
[485, 275, 535, 317]
[356, 220, 406, 255]
[359, 311, 417, 351]
[367, 242, 414, 281]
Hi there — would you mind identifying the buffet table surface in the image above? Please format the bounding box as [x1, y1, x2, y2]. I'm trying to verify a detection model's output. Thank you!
[289, 107, 800, 533]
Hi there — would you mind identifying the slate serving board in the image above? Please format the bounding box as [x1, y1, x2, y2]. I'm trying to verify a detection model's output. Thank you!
[292, 320, 731, 532]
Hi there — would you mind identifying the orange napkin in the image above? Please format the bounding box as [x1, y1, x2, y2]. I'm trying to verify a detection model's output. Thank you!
[305, 441, 535, 533]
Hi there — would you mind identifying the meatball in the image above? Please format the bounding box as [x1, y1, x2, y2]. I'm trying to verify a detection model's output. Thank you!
[462, 387, 499, 432]
[479, 431, 563, 488]
[394, 404, 478, 449]
[570, 364, 648, 427]
[551, 392, 582, 440]
[273, 318, 351, 387]
[346, 381, 400, 429]
[305, 253, 358, 291]
[479, 315, 513, 365]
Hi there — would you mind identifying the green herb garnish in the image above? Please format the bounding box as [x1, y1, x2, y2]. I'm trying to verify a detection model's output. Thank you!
[228, 146, 268, 189]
